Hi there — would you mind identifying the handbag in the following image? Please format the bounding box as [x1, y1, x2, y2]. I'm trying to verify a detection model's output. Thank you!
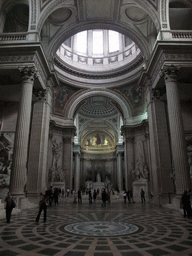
[12, 200, 16, 208]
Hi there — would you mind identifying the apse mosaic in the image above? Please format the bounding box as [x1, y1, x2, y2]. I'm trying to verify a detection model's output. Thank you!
[82, 132, 115, 154]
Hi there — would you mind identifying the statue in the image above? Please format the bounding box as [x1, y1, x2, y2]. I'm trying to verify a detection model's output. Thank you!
[96, 172, 101, 182]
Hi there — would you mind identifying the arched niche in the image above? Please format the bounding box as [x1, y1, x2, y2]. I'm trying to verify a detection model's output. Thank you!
[3, 3, 29, 33]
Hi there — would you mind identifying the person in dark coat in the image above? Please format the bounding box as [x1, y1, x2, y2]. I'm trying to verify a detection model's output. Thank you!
[4, 192, 15, 223]
[93, 189, 97, 202]
[140, 189, 145, 203]
[182, 189, 191, 218]
[36, 193, 47, 222]
[89, 189, 92, 204]
[102, 189, 108, 207]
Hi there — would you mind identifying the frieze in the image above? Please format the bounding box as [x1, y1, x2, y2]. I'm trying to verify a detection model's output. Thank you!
[0, 55, 35, 63]
[49, 124, 76, 137]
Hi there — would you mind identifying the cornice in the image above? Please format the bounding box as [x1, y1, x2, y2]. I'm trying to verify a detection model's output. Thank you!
[54, 54, 143, 80]
[139, 41, 192, 88]
[0, 44, 58, 88]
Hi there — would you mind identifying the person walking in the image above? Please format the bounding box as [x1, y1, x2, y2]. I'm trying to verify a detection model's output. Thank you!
[93, 189, 97, 202]
[36, 193, 47, 223]
[78, 189, 82, 203]
[102, 189, 108, 207]
[123, 190, 127, 203]
[140, 189, 145, 203]
[4, 192, 15, 223]
[89, 189, 92, 204]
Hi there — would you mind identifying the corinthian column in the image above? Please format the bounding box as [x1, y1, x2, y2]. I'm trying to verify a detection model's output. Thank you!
[74, 151, 81, 190]
[10, 67, 37, 197]
[116, 150, 123, 191]
[163, 65, 190, 194]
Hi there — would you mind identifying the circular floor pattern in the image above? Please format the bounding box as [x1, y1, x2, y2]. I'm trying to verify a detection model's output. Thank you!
[64, 221, 139, 236]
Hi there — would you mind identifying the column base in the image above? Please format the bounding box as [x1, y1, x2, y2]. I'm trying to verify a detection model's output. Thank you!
[15, 197, 37, 209]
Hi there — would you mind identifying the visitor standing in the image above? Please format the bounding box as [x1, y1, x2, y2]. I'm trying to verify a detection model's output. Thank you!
[102, 189, 108, 207]
[36, 193, 47, 223]
[93, 189, 97, 202]
[140, 189, 145, 203]
[4, 192, 15, 223]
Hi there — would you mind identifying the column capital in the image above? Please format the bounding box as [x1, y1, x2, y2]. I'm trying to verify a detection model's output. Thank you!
[33, 89, 47, 101]
[20, 66, 38, 83]
[161, 65, 179, 82]
[151, 88, 166, 101]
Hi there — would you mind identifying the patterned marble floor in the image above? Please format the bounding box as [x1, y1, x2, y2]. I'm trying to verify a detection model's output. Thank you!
[0, 198, 192, 256]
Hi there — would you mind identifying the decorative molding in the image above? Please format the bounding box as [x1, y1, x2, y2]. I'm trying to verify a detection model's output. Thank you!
[172, 32, 192, 39]
[30, 0, 37, 30]
[151, 88, 166, 100]
[161, 0, 168, 29]
[0, 55, 34, 63]
[161, 65, 178, 81]
[33, 89, 47, 101]
[0, 34, 26, 41]
[151, 51, 192, 85]
[38, 0, 72, 32]
[54, 55, 143, 80]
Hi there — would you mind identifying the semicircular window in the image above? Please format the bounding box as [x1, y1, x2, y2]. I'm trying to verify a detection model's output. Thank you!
[56, 29, 141, 73]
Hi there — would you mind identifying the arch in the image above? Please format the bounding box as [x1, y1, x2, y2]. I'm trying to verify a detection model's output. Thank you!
[0, 0, 29, 33]
[64, 89, 132, 125]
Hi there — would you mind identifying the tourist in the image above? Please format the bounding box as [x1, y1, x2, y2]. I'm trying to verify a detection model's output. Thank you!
[102, 189, 108, 207]
[140, 189, 145, 203]
[123, 190, 127, 203]
[78, 189, 82, 203]
[36, 193, 47, 223]
[181, 189, 191, 218]
[89, 189, 92, 204]
[4, 192, 15, 223]
[93, 189, 97, 202]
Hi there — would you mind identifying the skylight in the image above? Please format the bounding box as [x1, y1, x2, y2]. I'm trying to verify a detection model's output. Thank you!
[93, 30, 103, 55]
[109, 30, 119, 53]
[76, 31, 87, 54]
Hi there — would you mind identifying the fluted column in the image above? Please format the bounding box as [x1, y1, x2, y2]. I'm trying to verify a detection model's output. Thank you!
[10, 67, 36, 196]
[163, 65, 190, 194]
[27, 86, 52, 196]
[126, 136, 135, 190]
[74, 151, 81, 190]
[116, 151, 123, 191]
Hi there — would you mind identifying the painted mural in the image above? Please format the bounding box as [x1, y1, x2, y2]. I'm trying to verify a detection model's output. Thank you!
[82, 132, 115, 154]
[53, 83, 79, 116]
